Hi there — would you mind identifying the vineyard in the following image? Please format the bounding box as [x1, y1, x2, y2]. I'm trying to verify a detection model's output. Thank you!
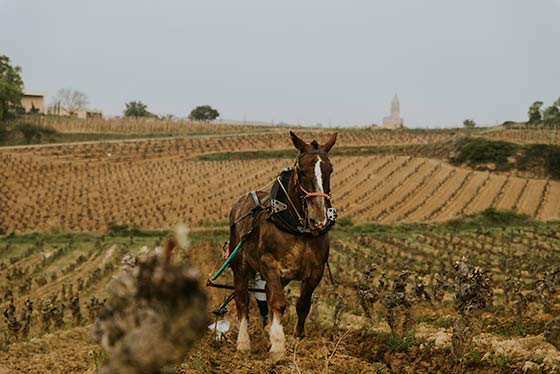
[0, 217, 558, 373]
[22, 116, 280, 135]
[480, 128, 560, 145]
[1, 125, 559, 373]
[1, 127, 457, 160]
[1, 131, 559, 234]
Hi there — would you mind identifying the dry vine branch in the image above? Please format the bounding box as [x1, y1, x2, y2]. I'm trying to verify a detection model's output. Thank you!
[452, 257, 493, 359]
[93, 239, 208, 374]
[323, 329, 351, 374]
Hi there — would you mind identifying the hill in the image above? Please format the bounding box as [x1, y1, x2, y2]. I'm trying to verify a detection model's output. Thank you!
[1, 120, 559, 373]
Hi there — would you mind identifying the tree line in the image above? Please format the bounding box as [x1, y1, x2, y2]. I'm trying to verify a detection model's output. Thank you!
[0, 54, 219, 122]
[123, 101, 219, 121]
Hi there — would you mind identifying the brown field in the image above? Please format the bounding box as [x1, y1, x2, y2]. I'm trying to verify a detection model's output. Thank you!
[1, 124, 559, 373]
[480, 128, 560, 145]
[1, 223, 559, 373]
[25, 116, 280, 135]
[1, 137, 559, 234]
[2, 127, 456, 161]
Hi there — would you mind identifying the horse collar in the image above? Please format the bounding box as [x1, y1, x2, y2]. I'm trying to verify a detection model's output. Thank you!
[268, 167, 337, 237]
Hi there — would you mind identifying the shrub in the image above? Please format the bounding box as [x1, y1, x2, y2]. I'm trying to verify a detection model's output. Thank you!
[517, 144, 560, 179]
[477, 208, 531, 226]
[0, 123, 9, 142]
[548, 149, 560, 179]
[13, 122, 57, 144]
[452, 138, 518, 171]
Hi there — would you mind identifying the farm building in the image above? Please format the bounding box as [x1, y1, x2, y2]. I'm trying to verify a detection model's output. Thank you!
[21, 89, 47, 114]
[48, 104, 103, 119]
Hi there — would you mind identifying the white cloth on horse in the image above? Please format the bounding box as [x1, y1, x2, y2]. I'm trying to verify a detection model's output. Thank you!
[250, 273, 267, 302]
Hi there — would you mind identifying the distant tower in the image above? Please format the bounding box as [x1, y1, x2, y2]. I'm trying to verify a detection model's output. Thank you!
[382, 94, 404, 129]
[391, 94, 400, 116]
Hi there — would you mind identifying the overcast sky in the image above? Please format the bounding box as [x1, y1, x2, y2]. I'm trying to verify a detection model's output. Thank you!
[1, 1, 559, 127]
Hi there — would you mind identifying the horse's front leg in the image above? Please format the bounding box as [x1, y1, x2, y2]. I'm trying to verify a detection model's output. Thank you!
[232, 263, 251, 352]
[260, 254, 288, 355]
[296, 266, 324, 338]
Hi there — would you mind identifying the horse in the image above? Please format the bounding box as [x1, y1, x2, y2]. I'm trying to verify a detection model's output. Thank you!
[228, 131, 337, 355]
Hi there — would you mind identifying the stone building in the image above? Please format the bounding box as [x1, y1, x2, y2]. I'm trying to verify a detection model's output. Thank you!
[382, 94, 404, 129]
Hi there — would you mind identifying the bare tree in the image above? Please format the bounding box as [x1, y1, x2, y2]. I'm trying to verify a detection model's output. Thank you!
[52, 88, 89, 116]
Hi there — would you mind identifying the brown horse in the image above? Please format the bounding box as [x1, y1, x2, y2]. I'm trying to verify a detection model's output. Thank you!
[228, 131, 337, 354]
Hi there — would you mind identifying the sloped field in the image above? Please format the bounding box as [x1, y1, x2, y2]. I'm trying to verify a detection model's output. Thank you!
[1, 144, 559, 233]
[2, 129, 455, 162]
[1, 127, 559, 372]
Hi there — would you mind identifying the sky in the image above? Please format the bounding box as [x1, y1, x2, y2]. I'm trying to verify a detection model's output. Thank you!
[1, 0, 559, 127]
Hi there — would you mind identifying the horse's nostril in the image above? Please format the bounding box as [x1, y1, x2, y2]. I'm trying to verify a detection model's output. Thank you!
[309, 218, 325, 229]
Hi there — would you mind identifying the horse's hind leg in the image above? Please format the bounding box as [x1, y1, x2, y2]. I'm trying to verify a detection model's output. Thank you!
[232, 263, 252, 352]
[261, 254, 288, 355]
[296, 269, 324, 338]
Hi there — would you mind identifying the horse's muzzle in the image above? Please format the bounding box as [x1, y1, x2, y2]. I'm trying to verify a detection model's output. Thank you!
[308, 218, 327, 231]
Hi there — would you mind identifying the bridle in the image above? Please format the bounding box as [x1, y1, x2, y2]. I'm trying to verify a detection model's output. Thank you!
[293, 149, 332, 217]
[270, 146, 337, 236]
[299, 185, 331, 201]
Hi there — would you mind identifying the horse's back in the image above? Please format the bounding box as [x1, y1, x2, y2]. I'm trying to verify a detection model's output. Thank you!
[229, 191, 269, 244]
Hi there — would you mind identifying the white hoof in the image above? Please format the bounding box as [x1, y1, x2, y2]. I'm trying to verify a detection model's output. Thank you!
[237, 318, 251, 352]
[237, 340, 251, 352]
[269, 315, 285, 354]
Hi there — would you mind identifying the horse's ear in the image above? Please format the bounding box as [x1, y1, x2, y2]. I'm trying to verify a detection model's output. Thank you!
[321, 132, 337, 153]
[290, 131, 309, 152]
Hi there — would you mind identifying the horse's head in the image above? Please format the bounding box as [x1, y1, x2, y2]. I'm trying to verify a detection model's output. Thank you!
[290, 131, 337, 232]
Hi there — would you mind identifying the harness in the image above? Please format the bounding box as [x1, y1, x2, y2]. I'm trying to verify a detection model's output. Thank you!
[208, 158, 337, 281]
[268, 166, 337, 236]
[207, 151, 338, 318]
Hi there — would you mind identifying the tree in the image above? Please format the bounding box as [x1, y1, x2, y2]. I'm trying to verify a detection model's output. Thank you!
[543, 105, 559, 121]
[188, 105, 219, 121]
[542, 97, 560, 122]
[463, 119, 476, 129]
[124, 101, 152, 117]
[0, 55, 24, 121]
[52, 88, 89, 116]
[528, 101, 544, 123]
